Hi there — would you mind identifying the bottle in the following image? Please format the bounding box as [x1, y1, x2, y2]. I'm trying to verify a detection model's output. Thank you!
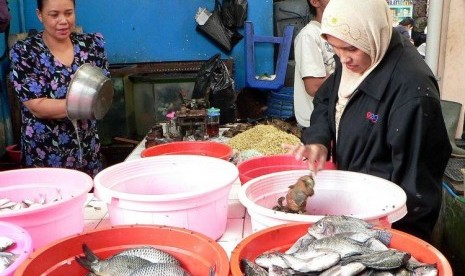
[206, 107, 221, 138]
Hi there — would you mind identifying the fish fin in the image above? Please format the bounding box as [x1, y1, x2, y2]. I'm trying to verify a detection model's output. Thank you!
[75, 255, 94, 271]
[375, 229, 393, 245]
[82, 243, 100, 263]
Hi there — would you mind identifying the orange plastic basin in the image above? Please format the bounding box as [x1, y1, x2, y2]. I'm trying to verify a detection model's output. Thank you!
[230, 223, 452, 276]
[141, 141, 233, 161]
[15, 225, 230, 276]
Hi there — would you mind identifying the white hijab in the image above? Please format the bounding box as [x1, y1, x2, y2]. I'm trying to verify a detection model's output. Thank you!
[321, 0, 393, 98]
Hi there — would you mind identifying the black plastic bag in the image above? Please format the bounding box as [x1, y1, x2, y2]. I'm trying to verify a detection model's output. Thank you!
[192, 54, 237, 124]
[222, 0, 248, 28]
[196, 0, 242, 52]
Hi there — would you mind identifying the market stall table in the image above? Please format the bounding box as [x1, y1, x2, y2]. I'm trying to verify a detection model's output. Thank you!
[83, 139, 253, 257]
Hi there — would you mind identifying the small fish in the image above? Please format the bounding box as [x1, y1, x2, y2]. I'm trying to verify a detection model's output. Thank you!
[281, 251, 341, 272]
[285, 233, 316, 255]
[0, 252, 18, 272]
[308, 235, 374, 258]
[341, 249, 410, 270]
[405, 256, 438, 275]
[255, 251, 289, 269]
[308, 215, 392, 245]
[319, 262, 367, 276]
[128, 263, 191, 276]
[76, 254, 153, 276]
[0, 237, 14, 251]
[114, 246, 180, 265]
[241, 258, 268, 276]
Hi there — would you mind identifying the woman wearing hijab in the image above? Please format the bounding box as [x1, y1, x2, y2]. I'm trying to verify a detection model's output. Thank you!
[285, 0, 451, 242]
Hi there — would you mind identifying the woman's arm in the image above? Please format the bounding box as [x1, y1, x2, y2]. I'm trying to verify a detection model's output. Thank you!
[23, 98, 67, 119]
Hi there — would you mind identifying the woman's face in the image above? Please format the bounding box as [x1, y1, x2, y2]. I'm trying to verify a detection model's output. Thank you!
[37, 0, 75, 42]
[326, 35, 372, 74]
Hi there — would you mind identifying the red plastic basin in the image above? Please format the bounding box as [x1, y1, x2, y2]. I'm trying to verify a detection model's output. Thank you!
[141, 141, 233, 161]
[230, 223, 452, 276]
[237, 154, 336, 184]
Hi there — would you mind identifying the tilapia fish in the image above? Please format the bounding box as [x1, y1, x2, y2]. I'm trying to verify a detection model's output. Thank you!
[308, 215, 392, 245]
[76, 243, 189, 276]
[241, 258, 268, 276]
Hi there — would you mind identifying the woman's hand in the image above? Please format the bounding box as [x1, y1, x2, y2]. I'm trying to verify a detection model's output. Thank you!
[282, 143, 328, 173]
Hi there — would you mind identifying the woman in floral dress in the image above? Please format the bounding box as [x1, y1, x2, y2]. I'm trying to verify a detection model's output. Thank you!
[9, 0, 110, 177]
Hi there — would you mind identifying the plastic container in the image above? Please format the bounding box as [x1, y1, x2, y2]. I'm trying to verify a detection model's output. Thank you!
[237, 154, 336, 184]
[14, 224, 230, 276]
[141, 141, 233, 161]
[230, 223, 452, 276]
[5, 144, 20, 164]
[0, 168, 93, 250]
[207, 107, 221, 138]
[238, 170, 407, 232]
[93, 155, 239, 240]
[0, 222, 33, 276]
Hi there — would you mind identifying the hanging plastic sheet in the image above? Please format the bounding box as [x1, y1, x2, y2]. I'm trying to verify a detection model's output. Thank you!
[192, 53, 236, 124]
[221, 0, 248, 28]
[195, 0, 243, 52]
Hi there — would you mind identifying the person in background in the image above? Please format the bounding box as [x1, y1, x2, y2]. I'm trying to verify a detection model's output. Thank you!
[293, 0, 335, 132]
[9, 0, 110, 178]
[284, 0, 451, 242]
[395, 17, 415, 42]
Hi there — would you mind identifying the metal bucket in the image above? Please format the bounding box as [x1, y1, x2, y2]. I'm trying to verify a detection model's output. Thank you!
[66, 64, 114, 120]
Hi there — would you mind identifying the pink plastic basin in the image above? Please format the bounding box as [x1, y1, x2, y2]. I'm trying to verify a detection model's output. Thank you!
[0, 222, 32, 276]
[94, 155, 239, 240]
[238, 170, 407, 232]
[0, 168, 93, 250]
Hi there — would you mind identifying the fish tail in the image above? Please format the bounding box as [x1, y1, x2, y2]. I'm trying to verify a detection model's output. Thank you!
[82, 243, 100, 263]
[75, 255, 94, 271]
[376, 230, 393, 245]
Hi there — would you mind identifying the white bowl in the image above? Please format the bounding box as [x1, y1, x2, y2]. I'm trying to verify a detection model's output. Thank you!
[238, 170, 407, 233]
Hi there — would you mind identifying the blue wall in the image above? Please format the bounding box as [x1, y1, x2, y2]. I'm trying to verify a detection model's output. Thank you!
[5, 0, 275, 89]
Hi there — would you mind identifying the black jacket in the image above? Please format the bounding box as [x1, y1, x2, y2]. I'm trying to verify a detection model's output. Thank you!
[302, 30, 452, 241]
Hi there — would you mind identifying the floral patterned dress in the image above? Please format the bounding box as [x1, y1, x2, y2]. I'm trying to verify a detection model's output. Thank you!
[9, 32, 110, 178]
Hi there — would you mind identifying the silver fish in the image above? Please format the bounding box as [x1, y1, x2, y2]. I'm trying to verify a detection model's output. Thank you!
[285, 233, 316, 255]
[241, 258, 268, 276]
[307, 235, 374, 258]
[308, 215, 392, 245]
[341, 249, 411, 270]
[268, 264, 301, 276]
[76, 254, 153, 276]
[281, 251, 341, 272]
[319, 262, 367, 276]
[255, 251, 289, 269]
[0, 252, 18, 272]
[114, 246, 180, 265]
[0, 237, 14, 251]
[128, 263, 191, 276]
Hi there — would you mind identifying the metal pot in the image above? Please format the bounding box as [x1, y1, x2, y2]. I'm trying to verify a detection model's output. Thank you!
[66, 63, 114, 120]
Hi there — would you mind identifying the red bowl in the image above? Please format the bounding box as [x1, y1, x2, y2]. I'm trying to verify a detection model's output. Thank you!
[141, 141, 233, 161]
[237, 154, 336, 184]
[230, 223, 452, 276]
[6, 144, 21, 164]
[15, 225, 230, 276]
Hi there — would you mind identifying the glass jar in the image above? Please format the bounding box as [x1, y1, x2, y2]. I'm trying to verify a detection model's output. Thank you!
[206, 107, 221, 138]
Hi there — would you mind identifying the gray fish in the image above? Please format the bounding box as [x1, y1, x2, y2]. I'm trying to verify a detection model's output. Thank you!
[0, 236, 14, 251]
[240, 258, 268, 276]
[114, 246, 180, 265]
[341, 249, 410, 270]
[75, 254, 153, 276]
[308, 215, 392, 245]
[281, 251, 341, 272]
[319, 262, 367, 276]
[285, 233, 316, 255]
[128, 263, 191, 276]
[255, 251, 289, 269]
[268, 264, 302, 276]
[405, 256, 438, 275]
[307, 235, 374, 258]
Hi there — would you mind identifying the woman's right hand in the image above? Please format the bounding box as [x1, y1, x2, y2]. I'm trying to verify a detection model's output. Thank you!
[282, 143, 328, 173]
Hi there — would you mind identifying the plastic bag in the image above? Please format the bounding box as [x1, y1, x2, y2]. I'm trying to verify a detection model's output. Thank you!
[222, 0, 248, 28]
[192, 54, 237, 124]
[196, 0, 242, 52]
